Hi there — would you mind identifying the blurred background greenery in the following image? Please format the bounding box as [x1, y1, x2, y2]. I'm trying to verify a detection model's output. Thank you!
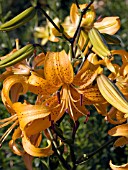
[0, 0, 128, 169]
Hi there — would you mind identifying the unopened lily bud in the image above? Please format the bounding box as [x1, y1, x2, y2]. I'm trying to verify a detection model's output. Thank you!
[0, 44, 34, 68]
[97, 74, 128, 116]
[0, 6, 37, 31]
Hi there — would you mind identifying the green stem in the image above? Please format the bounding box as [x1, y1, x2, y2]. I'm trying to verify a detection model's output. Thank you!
[76, 137, 117, 165]
[47, 128, 71, 170]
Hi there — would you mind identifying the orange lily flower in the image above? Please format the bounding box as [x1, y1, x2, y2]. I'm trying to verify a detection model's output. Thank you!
[60, 3, 95, 38]
[28, 50, 104, 121]
[61, 3, 120, 36]
[0, 74, 54, 157]
[51, 3, 121, 61]
[0, 48, 105, 160]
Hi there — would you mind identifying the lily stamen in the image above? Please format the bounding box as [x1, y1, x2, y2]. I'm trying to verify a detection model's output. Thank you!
[84, 112, 90, 124]
[0, 114, 17, 123]
[0, 120, 18, 146]
[0, 114, 17, 128]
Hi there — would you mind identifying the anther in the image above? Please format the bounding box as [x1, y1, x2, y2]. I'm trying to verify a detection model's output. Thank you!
[84, 112, 90, 124]
[57, 91, 61, 104]
[80, 94, 83, 106]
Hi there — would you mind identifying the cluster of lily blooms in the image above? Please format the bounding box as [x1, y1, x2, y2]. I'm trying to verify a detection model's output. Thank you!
[0, 2, 128, 169]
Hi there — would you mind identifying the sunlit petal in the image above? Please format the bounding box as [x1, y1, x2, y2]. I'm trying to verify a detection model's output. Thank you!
[108, 124, 128, 138]
[109, 160, 128, 170]
[94, 17, 120, 35]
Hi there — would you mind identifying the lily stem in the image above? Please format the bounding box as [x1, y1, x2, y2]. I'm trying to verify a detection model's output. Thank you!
[76, 137, 117, 165]
[37, 6, 70, 43]
[75, 0, 80, 9]
[69, 121, 80, 170]
[71, 0, 94, 44]
[47, 128, 71, 170]
[70, 0, 94, 59]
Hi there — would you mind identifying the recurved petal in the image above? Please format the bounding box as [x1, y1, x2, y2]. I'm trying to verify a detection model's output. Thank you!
[0, 70, 12, 82]
[9, 140, 24, 156]
[25, 104, 64, 136]
[74, 54, 102, 86]
[9, 127, 24, 156]
[94, 17, 120, 35]
[111, 50, 128, 64]
[108, 124, 128, 138]
[44, 50, 74, 86]
[111, 50, 128, 76]
[12, 102, 51, 133]
[82, 86, 105, 103]
[106, 108, 126, 125]
[22, 132, 53, 157]
[12, 99, 64, 136]
[1, 75, 28, 114]
[109, 160, 128, 170]
[94, 102, 108, 116]
[114, 137, 128, 147]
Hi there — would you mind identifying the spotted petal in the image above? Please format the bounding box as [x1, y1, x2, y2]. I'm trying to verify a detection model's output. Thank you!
[44, 50, 74, 87]
[28, 71, 58, 95]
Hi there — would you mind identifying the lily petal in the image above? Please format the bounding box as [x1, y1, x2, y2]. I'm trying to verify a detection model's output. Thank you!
[1, 75, 28, 114]
[28, 71, 58, 95]
[94, 17, 120, 35]
[109, 160, 128, 170]
[108, 124, 128, 138]
[114, 137, 128, 147]
[22, 132, 53, 157]
[44, 50, 74, 86]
